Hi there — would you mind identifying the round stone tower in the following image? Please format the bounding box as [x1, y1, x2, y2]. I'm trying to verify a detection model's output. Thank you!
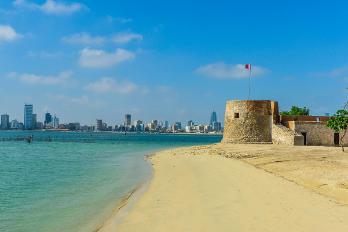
[222, 100, 272, 144]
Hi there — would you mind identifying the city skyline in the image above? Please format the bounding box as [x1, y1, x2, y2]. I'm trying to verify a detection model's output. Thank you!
[0, 103, 223, 131]
[0, 101, 223, 126]
[0, 103, 225, 126]
[1, 1, 347, 123]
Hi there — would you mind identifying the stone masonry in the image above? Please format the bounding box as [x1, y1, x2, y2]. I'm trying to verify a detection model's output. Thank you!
[222, 99, 346, 146]
[222, 100, 273, 144]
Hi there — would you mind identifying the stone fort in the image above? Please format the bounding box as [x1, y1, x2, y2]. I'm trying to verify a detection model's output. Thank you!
[222, 100, 347, 146]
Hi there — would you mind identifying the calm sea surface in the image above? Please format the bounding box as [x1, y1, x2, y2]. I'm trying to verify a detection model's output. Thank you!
[0, 131, 221, 232]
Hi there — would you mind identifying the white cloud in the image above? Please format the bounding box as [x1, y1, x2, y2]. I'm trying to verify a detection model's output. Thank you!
[70, 95, 89, 105]
[311, 66, 348, 81]
[79, 48, 135, 68]
[62, 32, 143, 45]
[84, 78, 137, 94]
[10, 71, 72, 85]
[13, 0, 86, 15]
[329, 67, 348, 77]
[0, 25, 21, 42]
[41, 0, 85, 15]
[325, 66, 348, 78]
[62, 33, 105, 45]
[6, 72, 17, 79]
[13, 0, 33, 8]
[48, 94, 107, 108]
[52, 94, 90, 105]
[195, 62, 267, 80]
[106, 16, 132, 24]
[26, 50, 63, 58]
[112, 32, 143, 44]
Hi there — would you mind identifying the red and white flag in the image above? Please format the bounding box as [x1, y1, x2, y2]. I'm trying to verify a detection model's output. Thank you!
[245, 64, 251, 70]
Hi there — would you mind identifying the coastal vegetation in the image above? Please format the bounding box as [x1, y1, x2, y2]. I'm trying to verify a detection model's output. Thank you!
[280, 106, 310, 116]
[327, 109, 348, 151]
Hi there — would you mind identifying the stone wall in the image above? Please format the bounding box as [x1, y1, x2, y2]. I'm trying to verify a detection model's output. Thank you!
[222, 100, 272, 144]
[221, 99, 343, 147]
[291, 121, 348, 146]
[272, 124, 304, 145]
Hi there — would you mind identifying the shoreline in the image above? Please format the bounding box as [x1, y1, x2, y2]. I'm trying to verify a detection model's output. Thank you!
[95, 152, 156, 232]
[111, 144, 348, 231]
[0, 130, 223, 136]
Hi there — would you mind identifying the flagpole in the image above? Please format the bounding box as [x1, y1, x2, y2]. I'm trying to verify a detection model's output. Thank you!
[248, 66, 252, 100]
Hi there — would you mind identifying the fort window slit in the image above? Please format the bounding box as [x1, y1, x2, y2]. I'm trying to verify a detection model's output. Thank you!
[234, 113, 239, 118]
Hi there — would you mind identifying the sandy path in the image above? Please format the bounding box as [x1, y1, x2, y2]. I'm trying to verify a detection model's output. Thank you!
[111, 148, 348, 232]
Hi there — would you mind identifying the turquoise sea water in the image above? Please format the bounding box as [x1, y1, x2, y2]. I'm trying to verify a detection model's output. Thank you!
[0, 131, 221, 232]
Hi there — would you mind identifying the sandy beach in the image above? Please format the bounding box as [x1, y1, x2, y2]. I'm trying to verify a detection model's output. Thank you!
[100, 144, 348, 232]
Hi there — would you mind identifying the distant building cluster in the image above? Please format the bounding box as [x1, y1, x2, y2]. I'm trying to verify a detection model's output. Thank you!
[0, 104, 223, 134]
[93, 112, 222, 134]
[184, 111, 222, 133]
[0, 104, 61, 130]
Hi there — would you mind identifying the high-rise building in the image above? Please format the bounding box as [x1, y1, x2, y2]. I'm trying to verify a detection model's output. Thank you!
[68, 123, 80, 131]
[96, 119, 103, 131]
[134, 120, 143, 127]
[212, 121, 222, 132]
[45, 112, 52, 125]
[172, 122, 182, 131]
[151, 120, 158, 128]
[210, 111, 217, 125]
[102, 122, 107, 130]
[147, 121, 156, 130]
[133, 120, 144, 132]
[32, 114, 37, 129]
[204, 124, 213, 133]
[185, 125, 193, 133]
[164, 120, 169, 129]
[10, 119, 20, 129]
[187, 120, 194, 127]
[24, 104, 33, 130]
[124, 114, 131, 126]
[195, 124, 205, 133]
[1, 114, 10, 130]
[53, 115, 59, 129]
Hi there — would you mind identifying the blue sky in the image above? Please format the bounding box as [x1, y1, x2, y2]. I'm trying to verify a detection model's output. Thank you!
[0, 0, 347, 125]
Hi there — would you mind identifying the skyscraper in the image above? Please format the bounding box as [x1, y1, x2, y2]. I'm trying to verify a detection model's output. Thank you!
[1, 114, 10, 130]
[96, 119, 103, 131]
[151, 120, 158, 128]
[187, 120, 194, 127]
[53, 115, 59, 129]
[210, 111, 217, 125]
[212, 121, 222, 132]
[164, 120, 169, 129]
[134, 120, 144, 132]
[124, 114, 131, 126]
[24, 104, 33, 130]
[32, 114, 37, 129]
[174, 122, 182, 130]
[45, 112, 52, 125]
